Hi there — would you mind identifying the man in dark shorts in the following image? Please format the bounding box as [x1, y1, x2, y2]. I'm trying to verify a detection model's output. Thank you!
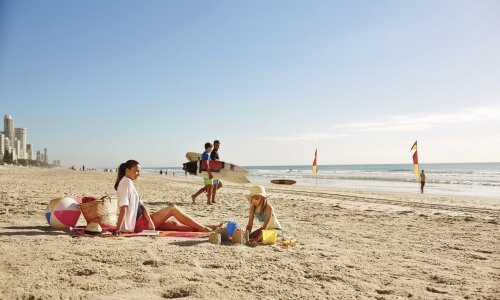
[210, 140, 223, 201]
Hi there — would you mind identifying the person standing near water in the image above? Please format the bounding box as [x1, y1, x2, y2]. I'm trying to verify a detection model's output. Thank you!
[420, 170, 426, 193]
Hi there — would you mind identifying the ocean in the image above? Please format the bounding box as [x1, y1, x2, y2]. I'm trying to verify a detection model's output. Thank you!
[142, 162, 500, 198]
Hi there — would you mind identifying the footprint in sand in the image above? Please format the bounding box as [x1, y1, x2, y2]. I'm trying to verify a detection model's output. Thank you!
[143, 260, 159, 267]
[426, 286, 447, 294]
[75, 268, 96, 276]
[162, 288, 191, 298]
[470, 253, 488, 260]
[375, 289, 393, 295]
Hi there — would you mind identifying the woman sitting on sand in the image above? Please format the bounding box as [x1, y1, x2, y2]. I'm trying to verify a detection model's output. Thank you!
[113, 160, 214, 235]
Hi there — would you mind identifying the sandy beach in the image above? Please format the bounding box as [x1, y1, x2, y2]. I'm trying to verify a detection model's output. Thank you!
[0, 166, 499, 299]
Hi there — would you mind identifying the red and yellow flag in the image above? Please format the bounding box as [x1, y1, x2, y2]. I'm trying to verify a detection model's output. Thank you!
[312, 149, 317, 176]
[410, 141, 417, 152]
[410, 141, 419, 178]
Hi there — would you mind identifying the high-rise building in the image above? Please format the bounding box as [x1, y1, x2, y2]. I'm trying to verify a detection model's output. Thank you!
[15, 128, 27, 159]
[12, 148, 17, 161]
[3, 136, 11, 154]
[1, 115, 57, 164]
[27, 144, 33, 160]
[0, 132, 4, 161]
[4, 115, 14, 143]
[14, 139, 21, 160]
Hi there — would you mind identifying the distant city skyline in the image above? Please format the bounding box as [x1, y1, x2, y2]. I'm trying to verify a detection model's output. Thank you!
[1, 114, 54, 165]
[1, 1, 499, 167]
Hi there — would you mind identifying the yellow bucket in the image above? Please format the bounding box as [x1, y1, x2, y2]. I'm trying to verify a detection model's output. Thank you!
[262, 229, 277, 244]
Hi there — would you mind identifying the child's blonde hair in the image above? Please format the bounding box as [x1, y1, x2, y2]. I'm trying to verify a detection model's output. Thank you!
[245, 185, 270, 214]
[252, 195, 268, 214]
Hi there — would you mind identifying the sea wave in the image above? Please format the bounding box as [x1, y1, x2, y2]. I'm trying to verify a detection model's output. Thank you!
[139, 162, 500, 197]
[248, 173, 500, 187]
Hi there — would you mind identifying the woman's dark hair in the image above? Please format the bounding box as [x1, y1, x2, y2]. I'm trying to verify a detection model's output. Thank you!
[114, 160, 139, 190]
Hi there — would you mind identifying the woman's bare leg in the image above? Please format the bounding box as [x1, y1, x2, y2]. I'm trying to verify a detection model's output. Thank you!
[156, 220, 196, 231]
[150, 204, 211, 232]
[156, 220, 221, 232]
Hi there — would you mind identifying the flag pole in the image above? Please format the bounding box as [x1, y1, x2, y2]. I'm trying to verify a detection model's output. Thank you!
[312, 148, 318, 187]
[410, 140, 419, 190]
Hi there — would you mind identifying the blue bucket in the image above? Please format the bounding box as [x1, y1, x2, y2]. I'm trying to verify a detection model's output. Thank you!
[226, 221, 238, 237]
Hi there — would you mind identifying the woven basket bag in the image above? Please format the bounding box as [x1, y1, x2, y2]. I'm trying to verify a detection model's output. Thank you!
[79, 195, 117, 227]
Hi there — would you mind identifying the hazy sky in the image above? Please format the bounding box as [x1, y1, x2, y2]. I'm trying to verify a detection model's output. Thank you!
[1, 1, 499, 168]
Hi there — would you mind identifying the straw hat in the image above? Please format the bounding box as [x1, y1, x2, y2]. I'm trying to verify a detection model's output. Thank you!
[84, 222, 103, 235]
[245, 185, 268, 201]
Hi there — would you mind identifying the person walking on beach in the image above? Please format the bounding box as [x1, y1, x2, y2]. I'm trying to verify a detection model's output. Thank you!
[245, 185, 282, 243]
[191, 140, 223, 204]
[191, 143, 214, 205]
[420, 170, 426, 193]
[210, 140, 223, 202]
[114, 159, 215, 234]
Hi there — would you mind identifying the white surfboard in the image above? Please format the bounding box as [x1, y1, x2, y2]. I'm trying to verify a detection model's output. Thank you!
[183, 152, 250, 183]
[186, 152, 201, 162]
[212, 175, 251, 184]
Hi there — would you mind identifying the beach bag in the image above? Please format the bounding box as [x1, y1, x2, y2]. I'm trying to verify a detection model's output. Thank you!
[78, 195, 117, 228]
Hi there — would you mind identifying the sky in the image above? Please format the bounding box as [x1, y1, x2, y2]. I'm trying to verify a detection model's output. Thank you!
[0, 1, 499, 168]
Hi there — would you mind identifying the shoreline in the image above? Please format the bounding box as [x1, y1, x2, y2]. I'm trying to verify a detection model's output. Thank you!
[1, 167, 499, 299]
[248, 176, 500, 199]
[147, 162, 500, 199]
[7, 161, 495, 199]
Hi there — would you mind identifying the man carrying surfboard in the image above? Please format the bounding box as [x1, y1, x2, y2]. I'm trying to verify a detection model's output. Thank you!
[210, 140, 223, 202]
[191, 142, 214, 205]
